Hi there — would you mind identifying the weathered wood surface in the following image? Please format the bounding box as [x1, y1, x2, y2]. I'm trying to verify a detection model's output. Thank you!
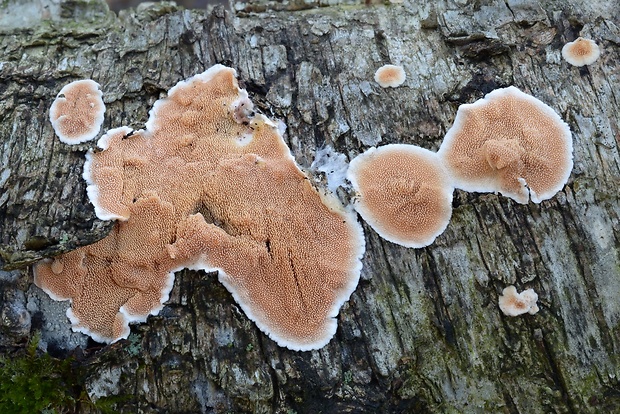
[1, 0, 619, 412]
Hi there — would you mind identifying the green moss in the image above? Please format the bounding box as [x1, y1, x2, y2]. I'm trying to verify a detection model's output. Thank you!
[0, 334, 79, 413]
[93, 394, 132, 414]
[23, 236, 54, 251]
[0, 333, 117, 414]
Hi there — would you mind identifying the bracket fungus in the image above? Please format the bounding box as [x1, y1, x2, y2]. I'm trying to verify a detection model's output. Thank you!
[374, 64, 406, 88]
[437, 86, 573, 204]
[35, 65, 365, 351]
[498, 285, 539, 316]
[347, 144, 453, 248]
[561, 37, 601, 67]
[49, 79, 105, 144]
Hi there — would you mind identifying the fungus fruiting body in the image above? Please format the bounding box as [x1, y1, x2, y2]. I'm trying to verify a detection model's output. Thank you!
[347, 144, 453, 248]
[49, 79, 105, 144]
[35, 65, 365, 351]
[374, 65, 406, 88]
[498, 286, 539, 316]
[437, 86, 573, 204]
[561, 37, 600, 67]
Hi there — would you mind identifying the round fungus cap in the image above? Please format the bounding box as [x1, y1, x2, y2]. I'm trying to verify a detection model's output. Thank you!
[49, 79, 105, 144]
[498, 285, 539, 316]
[437, 86, 573, 204]
[347, 144, 454, 248]
[374, 64, 406, 88]
[561, 37, 600, 67]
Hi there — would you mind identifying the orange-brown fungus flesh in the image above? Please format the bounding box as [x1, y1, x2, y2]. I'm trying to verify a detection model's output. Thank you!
[35, 65, 364, 350]
[374, 64, 406, 88]
[561, 37, 601, 67]
[347, 144, 453, 248]
[49, 79, 105, 144]
[498, 286, 539, 317]
[437, 86, 572, 204]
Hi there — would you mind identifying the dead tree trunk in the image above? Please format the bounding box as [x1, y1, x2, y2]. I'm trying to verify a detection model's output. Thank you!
[1, 0, 619, 412]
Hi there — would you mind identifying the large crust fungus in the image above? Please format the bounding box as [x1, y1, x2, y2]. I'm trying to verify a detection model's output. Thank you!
[347, 144, 453, 248]
[35, 65, 365, 351]
[561, 37, 601, 67]
[498, 285, 539, 317]
[374, 64, 406, 88]
[437, 86, 573, 204]
[49, 79, 105, 144]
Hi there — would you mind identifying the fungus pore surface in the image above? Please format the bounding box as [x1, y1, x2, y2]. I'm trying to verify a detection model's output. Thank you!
[561, 37, 601, 67]
[49, 79, 105, 144]
[347, 144, 453, 248]
[35, 65, 365, 350]
[437, 86, 573, 204]
[498, 286, 539, 316]
[374, 64, 406, 88]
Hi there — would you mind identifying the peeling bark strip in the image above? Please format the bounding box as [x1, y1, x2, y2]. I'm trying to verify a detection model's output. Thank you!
[1, 0, 620, 413]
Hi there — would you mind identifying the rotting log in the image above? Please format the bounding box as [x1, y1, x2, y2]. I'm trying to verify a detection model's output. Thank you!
[1, 0, 620, 412]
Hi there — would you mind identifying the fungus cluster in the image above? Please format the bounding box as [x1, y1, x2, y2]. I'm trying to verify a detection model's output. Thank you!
[36, 65, 365, 351]
[562, 37, 601, 67]
[37, 65, 572, 348]
[49, 79, 105, 144]
[344, 86, 569, 321]
[498, 286, 539, 316]
[346, 87, 571, 250]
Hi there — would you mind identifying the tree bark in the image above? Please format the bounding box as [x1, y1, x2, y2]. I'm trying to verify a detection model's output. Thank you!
[1, 0, 619, 412]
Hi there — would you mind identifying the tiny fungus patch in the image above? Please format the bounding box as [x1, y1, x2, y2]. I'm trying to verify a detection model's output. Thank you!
[562, 37, 601, 67]
[35, 65, 365, 351]
[347, 144, 453, 248]
[498, 286, 539, 316]
[437, 86, 573, 204]
[49, 79, 105, 144]
[374, 64, 406, 88]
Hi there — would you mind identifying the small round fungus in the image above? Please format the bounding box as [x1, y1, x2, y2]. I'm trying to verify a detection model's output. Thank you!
[374, 64, 406, 88]
[498, 285, 539, 316]
[437, 86, 573, 204]
[347, 144, 454, 248]
[49, 79, 105, 144]
[561, 37, 600, 67]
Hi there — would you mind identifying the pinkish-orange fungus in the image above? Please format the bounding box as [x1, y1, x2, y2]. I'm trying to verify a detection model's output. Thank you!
[561, 37, 600, 67]
[49, 79, 105, 144]
[437, 86, 573, 204]
[374, 64, 406, 88]
[347, 144, 453, 248]
[498, 285, 539, 317]
[34, 65, 364, 350]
